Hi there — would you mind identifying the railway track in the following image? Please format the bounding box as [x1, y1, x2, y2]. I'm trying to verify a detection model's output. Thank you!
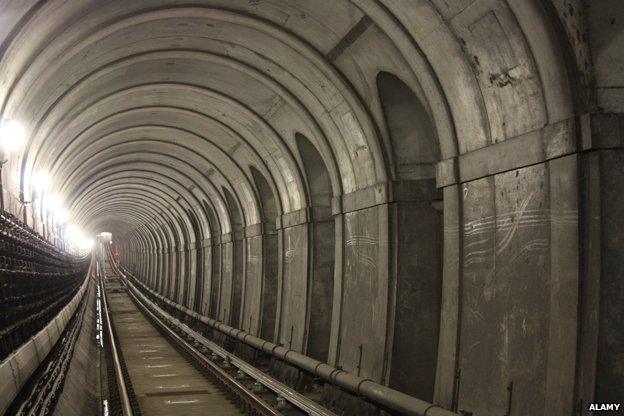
[100, 249, 335, 416]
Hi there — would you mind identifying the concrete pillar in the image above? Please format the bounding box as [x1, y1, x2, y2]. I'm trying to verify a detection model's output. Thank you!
[275, 210, 310, 355]
[241, 223, 263, 335]
[260, 222, 279, 342]
[433, 116, 582, 415]
[387, 179, 443, 402]
[576, 113, 624, 410]
[231, 229, 244, 328]
[186, 244, 197, 310]
[200, 239, 212, 315]
[176, 246, 186, 305]
[209, 237, 223, 320]
[168, 249, 176, 300]
[218, 233, 234, 324]
[159, 249, 168, 296]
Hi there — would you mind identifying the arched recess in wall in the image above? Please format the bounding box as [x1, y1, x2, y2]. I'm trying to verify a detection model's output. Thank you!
[174, 214, 191, 307]
[295, 133, 334, 363]
[142, 226, 158, 290]
[250, 167, 279, 341]
[153, 227, 168, 296]
[203, 199, 221, 319]
[377, 72, 443, 402]
[187, 208, 204, 312]
[165, 216, 181, 302]
[222, 187, 244, 328]
[149, 227, 160, 289]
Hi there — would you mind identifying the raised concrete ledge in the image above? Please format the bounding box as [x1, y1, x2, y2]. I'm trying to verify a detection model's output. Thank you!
[332, 179, 441, 214]
[262, 220, 278, 234]
[277, 207, 335, 229]
[244, 223, 263, 238]
[202, 226, 266, 244]
[342, 182, 387, 213]
[162, 245, 182, 253]
[232, 229, 244, 241]
[436, 116, 578, 187]
[277, 207, 310, 229]
[218, 232, 232, 244]
[581, 113, 624, 150]
[390, 179, 440, 202]
[0, 276, 90, 415]
[208, 233, 232, 245]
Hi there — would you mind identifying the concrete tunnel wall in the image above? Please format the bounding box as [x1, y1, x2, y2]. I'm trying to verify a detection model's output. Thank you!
[0, 0, 622, 415]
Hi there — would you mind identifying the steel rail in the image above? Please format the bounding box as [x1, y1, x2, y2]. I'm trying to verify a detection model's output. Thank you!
[124, 277, 336, 416]
[114, 258, 458, 416]
[108, 249, 335, 416]
[100, 278, 134, 416]
[123, 280, 282, 416]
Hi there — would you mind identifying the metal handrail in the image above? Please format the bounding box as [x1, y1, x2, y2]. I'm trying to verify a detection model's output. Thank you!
[100, 277, 134, 416]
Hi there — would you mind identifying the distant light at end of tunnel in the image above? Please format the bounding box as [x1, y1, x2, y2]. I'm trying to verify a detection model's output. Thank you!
[0, 119, 26, 155]
[98, 232, 113, 242]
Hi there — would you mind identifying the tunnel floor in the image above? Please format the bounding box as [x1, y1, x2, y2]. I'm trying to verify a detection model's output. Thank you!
[105, 273, 245, 415]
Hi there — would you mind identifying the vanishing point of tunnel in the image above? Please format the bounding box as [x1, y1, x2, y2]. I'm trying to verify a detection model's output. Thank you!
[0, 1, 622, 416]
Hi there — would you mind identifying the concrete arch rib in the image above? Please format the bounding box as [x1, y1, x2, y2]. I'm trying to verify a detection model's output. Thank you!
[37, 105, 285, 215]
[71, 173, 210, 241]
[69, 168, 216, 237]
[73, 186, 189, 246]
[52, 129, 251, 225]
[57, 145, 242, 232]
[24, 81, 303, 215]
[22, 49, 345, 198]
[4, 5, 390, 195]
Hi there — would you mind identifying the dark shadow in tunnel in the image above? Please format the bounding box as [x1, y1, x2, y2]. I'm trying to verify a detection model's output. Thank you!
[187, 208, 204, 312]
[222, 187, 244, 328]
[295, 133, 334, 363]
[175, 214, 190, 307]
[165, 216, 181, 301]
[377, 71, 443, 401]
[202, 199, 222, 320]
[250, 166, 279, 342]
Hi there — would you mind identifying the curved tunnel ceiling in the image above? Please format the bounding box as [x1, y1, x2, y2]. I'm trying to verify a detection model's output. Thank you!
[2, 2, 618, 413]
[0, 0, 575, 250]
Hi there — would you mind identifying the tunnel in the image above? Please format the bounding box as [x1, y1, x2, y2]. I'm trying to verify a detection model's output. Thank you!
[0, 1, 622, 415]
